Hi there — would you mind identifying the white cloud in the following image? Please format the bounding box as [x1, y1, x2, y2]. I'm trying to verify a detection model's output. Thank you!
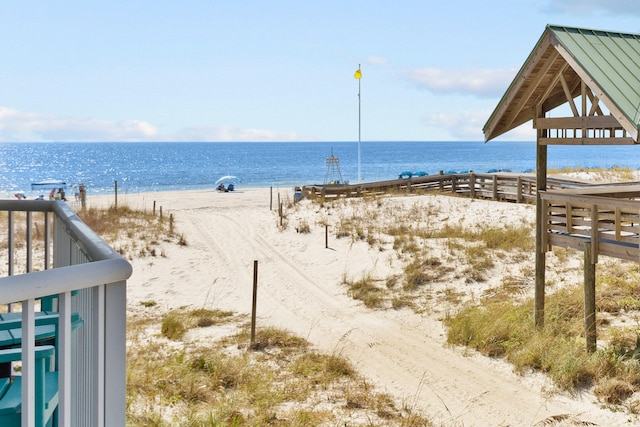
[177, 125, 306, 142]
[424, 110, 535, 141]
[0, 107, 305, 142]
[409, 67, 518, 98]
[0, 107, 159, 142]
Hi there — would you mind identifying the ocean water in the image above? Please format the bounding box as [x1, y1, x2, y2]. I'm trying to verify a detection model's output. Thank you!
[1, 141, 640, 197]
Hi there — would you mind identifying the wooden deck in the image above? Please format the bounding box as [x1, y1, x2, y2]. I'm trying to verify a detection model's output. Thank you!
[303, 172, 640, 263]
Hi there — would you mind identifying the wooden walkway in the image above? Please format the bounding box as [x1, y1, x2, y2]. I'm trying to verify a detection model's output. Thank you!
[303, 172, 640, 263]
[303, 172, 593, 203]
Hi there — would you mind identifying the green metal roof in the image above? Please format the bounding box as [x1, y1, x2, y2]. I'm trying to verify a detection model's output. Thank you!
[484, 25, 640, 142]
[552, 25, 640, 124]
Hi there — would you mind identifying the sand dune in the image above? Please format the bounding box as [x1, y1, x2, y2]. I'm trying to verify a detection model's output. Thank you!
[103, 187, 634, 426]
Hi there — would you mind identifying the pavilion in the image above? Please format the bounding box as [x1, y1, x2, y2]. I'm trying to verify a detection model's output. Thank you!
[484, 25, 640, 351]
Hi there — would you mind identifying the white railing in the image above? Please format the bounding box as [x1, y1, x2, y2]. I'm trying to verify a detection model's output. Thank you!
[0, 199, 132, 427]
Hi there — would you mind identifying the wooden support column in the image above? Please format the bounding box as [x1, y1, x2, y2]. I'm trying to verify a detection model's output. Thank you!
[470, 173, 476, 198]
[516, 176, 522, 203]
[492, 175, 498, 200]
[584, 243, 597, 353]
[535, 121, 548, 328]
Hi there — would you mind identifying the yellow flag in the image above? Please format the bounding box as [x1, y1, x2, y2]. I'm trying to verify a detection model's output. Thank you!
[354, 68, 362, 79]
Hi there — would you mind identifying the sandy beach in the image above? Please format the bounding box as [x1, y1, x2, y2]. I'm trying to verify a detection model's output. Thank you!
[100, 186, 634, 426]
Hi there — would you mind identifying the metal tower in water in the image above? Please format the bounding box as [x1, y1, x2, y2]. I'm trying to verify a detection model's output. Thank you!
[324, 148, 344, 184]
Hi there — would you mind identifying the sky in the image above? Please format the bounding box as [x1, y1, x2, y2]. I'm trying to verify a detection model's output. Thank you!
[1, 1, 639, 143]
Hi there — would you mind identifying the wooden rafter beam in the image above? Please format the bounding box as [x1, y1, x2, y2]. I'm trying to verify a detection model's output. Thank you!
[484, 32, 553, 140]
[505, 49, 560, 130]
[586, 91, 603, 116]
[536, 115, 622, 129]
[559, 72, 579, 116]
[581, 81, 587, 117]
[539, 137, 635, 145]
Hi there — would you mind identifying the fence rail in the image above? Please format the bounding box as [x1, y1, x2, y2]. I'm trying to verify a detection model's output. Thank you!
[0, 199, 132, 427]
[540, 190, 640, 262]
[303, 172, 594, 203]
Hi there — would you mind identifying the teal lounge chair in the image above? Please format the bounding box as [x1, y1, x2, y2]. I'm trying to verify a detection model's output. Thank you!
[0, 313, 83, 376]
[0, 345, 58, 427]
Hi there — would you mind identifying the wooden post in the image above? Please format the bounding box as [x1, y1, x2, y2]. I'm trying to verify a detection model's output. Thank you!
[114, 180, 118, 211]
[79, 183, 87, 210]
[451, 176, 457, 194]
[26, 211, 32, 273]
[516, 176, 522, 203]
[153, 201, 156, 216]
[250, 260, 258, 349]
[492, 175, 498, 200]
[535, 121, 548, 328]
[584, 243, 597, 353]
[7, 212, 12, 276]
[279, 202, 283, 227]
[325, 225, 329, 249]
[270, 186, 273, 211]
[469, 173, 476, 199]
[159, 206, 163, 219]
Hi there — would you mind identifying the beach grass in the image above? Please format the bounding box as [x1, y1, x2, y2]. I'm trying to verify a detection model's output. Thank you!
[77, 202, 183, 259]
[290, 183, 640, 408]
[127, 308, 432, 426]
[445, 256, 640, 407]
[96, 171, 640, 417]
[548, 165, 637, 181]
[73, 203, 433, 425]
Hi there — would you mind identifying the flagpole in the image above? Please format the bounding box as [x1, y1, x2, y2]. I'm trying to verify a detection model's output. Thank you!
[356, 64, 361, 183]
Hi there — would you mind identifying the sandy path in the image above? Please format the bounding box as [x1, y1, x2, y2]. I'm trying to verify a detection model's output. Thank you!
[114, 188, 631, 426]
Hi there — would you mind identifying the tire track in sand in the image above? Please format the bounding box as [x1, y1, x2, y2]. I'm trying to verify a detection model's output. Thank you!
[212, 212, 610, 426]
[178, 200, 624, 427]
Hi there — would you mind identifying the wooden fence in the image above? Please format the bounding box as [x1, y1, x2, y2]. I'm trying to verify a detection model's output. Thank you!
[541, 187, 640, 262]
[303, 172, 590, 204]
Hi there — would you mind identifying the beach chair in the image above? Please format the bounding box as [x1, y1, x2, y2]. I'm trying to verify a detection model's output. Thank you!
[0, 309, 82, 426]
[0, 313, 83, 376]
[0, 345, 58, 427]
